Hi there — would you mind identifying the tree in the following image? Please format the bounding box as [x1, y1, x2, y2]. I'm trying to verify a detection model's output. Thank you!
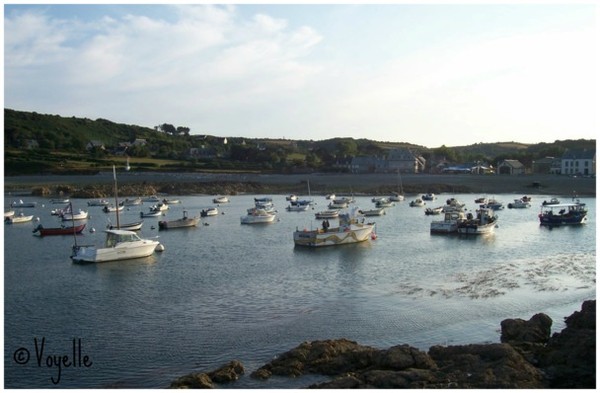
[177, 126, 190, 136]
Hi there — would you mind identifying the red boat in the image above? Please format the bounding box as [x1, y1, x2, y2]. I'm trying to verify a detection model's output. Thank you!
[33, 223, 87, 236]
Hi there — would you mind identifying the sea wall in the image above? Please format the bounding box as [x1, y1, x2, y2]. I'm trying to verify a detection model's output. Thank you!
[171, 300, 595, 389]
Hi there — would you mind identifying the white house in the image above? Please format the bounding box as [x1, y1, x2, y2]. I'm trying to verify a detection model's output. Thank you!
[561, 149, 596, 176]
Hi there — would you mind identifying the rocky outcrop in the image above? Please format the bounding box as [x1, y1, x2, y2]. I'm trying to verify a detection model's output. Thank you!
[170, 360, 245, 389]
[170, 301, 595, 388]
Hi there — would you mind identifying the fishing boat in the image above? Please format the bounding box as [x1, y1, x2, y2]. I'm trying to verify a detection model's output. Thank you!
[71, 166, 162, 263]
[5, 213, 34, 224]
[542, 197, 561, 206]
[375, 199, 395, 208]
[481, 198, 504, 210]
[140, 208, 162, 218]
[430, 210, 468, 234]
[241, 208, 276, 224]
[293, 211, 376, 247]
[158, 211, 200, 230]
[201, 207, 219, 217]
[457, 208, 498, 235]
[328, 200, 348, 209]
[33, 223, 87, 236]
[538, 201, 588, 226]
[314, 210, 339, 219]
[286, 204, 309, 212]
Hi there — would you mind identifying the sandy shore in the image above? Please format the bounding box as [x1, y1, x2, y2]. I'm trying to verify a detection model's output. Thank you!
[3, 171, 596, 197]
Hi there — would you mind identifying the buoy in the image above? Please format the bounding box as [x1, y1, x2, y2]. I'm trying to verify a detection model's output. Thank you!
[90, 228, 96, 233]
[155, 243, 165, 252]
[203, 222, 209, 226]
[34, 217, 40, 222]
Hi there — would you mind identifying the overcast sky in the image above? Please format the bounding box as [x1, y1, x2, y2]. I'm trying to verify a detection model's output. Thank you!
[4, 3, 597, 148]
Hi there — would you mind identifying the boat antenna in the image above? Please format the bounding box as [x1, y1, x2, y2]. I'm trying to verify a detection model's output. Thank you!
[113, 165, 120, 229]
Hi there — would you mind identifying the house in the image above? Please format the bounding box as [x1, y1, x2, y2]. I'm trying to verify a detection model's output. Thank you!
[497, 159, 525, 175]
[386, 148, 426, 173]
[25, 139, 39, 149]
[532, 157, 560, 174]
[561, 149, 596, 176]
[86, 140, 105, 151]
[132, 138, 147, 147]
[350, 156, 380, 173]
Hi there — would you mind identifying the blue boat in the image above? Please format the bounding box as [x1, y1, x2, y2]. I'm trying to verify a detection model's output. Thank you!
[538, 201, 588, 226]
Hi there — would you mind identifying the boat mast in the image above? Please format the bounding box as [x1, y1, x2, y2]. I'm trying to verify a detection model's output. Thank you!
[70, 202, 78, 247]
[113, 165, 120, 229]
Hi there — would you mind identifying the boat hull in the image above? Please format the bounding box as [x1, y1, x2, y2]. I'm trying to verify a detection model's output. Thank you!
[293, 224, 374, 247]
[539, 213, 587, 226]
[158, 216, 200, 229]
[457, 222, 496, 235]
[240, 214, 276, 224]
[34, 223, 86, 236]
[71, 240, 159, 263]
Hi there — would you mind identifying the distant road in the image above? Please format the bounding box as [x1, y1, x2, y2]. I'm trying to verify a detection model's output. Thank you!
[4, 172, 596, 196]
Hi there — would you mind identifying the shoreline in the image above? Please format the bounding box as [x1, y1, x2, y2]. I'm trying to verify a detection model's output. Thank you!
[3, 172, 596, 197]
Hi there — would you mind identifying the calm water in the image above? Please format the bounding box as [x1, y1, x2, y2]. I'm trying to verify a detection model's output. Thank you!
[4, 193, 596, 388]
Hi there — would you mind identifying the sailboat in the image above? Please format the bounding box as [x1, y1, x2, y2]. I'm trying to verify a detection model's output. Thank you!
[389, 169, 405, 202]
[289, 179, 314, 208]
[125, 157, 131, 171]
[71, 166, 162, 263]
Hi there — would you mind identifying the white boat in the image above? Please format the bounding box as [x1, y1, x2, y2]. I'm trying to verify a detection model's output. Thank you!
[422, 193, 436, 201]
[71, 229, 160, 263]
[241, 208, 276, 224]
[122, 197, 142, 206]
[6, 213, 34, 224]
[140, 209, 162, 218]
[10, 200, 37, 208]
[88, 199, 110, 206]
[481, 198, 504, 210]
[286, 194, 298, 202]
[61, 209, 89, 221]
[410, 198, 425, 207]
[153, 203, 169, 212]
[328, 201, 348, 209]
[389, 192, 404, 202]
[71, 166, 162, 263]
[158, 211, 200, 230]
[507, 199, 531, 209]
[108, 221, 144, 231]
[293, 212, 376, 247]
[287, 204, 309, 212]
[457, 208, 498, 235]
[375, 199, 395, 208]
[50, 198, 70, 204]
[359, 207, 386, 216]
[315, 210, 340, 219]
[4, 210, 15, 219]
[443, 198, 465, 212]
[201, 207, 219, 217]
[162, 198, 181, 205]
[213, 196, 229, 204]
[430, 211, 468, 234]
[325, 194, 336, 200]
[103, 204, 124, 213]
[542, 197, 561, 206]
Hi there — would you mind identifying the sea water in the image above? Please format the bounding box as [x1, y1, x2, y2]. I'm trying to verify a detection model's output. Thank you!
[4, 193, 595, 388]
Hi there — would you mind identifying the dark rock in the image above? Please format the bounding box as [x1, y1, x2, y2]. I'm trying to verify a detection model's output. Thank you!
[207, 360, 245, 383]
[428, 343, 546, 388]
[537, 300, 596, 388]
[170, 372, 213, 389]
[501, 313, 552, 344]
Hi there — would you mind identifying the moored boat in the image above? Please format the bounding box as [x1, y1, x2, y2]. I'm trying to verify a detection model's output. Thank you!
[103, 204, 124, 213]
[507, 198, 531, 209]
[542, 197, 561, 206]
[201, 207, 219, 217]
[61, 209, 89, 221]
[315, 210, 339, 219]
[87, 199, 110, 207]
[158, 211, 200, 230]
[457, 208, 498, 235]
[293, 212, 375, 247]
[430, 210, 468, 234]
[122, 197, 142, 206]
[241, 208, 276, 224]
[33, 223, 87, 236]
[286, 204, 309, 212]
[425, 206, 444, 215]
[213, 196, 229, 204]
[538, 201, 588, 226]
[71, 229, 161, 263]
[422, 193, 435, 201]
[6, 213, 34, 224]
[107, 221, 144, 231]
[359, 207, 385, 216]
[10, 200, 37, 208]
[410, 198, 425, 207]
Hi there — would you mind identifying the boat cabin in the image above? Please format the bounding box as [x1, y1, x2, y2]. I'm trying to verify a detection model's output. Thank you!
[105, 230, 143, 247]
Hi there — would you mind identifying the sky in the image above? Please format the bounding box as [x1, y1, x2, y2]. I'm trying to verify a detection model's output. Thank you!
[3, 3, 598, 148]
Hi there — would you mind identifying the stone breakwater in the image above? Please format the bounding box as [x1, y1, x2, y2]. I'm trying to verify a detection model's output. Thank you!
[170, 300, 595, 389]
